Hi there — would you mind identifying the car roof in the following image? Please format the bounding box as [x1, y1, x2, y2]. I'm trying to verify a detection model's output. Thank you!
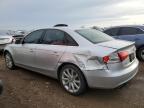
[36, 27, 91, 34]
[105, 25, 144, 31]
[40, 27, 83, 31]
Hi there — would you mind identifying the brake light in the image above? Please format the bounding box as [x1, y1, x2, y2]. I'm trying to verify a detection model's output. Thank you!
[118, 51, 128, 61]
[102, 51, 128, 64]
[103, 56, 110, 63]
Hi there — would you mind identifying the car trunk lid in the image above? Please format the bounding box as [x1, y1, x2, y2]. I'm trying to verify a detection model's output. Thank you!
[96, 40, 135, 50]
[95, 40, 136, 69]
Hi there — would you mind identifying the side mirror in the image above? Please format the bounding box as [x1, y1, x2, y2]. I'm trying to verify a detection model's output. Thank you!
[21, 39, 25, 44]
[15, 39, 21, 44]
[13, 35, 25, 44]
[15, 38, 23, 44]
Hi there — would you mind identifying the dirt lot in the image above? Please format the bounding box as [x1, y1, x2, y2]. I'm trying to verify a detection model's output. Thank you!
[0, 55, 144, 108]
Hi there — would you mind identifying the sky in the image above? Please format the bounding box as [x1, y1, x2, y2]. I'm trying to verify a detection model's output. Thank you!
[0, 0, 144, 30]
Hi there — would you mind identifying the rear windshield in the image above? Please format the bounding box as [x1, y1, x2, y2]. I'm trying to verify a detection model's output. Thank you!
[75, 29, 114, 44]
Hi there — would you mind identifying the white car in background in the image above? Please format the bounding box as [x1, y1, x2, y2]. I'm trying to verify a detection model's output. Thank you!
[0, 33, 24, 51]
[4, 27, 139, 95]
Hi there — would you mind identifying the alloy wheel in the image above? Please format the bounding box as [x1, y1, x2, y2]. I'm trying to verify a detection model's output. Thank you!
[61, 68, 81, 93]
[5, 54, 13, 68]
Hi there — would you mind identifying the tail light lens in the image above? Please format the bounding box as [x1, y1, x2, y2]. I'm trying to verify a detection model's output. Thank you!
[118, 51, 128, 61]
[103, 56, 110, 63]
[103, 51, 128, 64]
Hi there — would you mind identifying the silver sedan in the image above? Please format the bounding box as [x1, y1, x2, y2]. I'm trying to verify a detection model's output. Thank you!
[4, 27, 139, 95]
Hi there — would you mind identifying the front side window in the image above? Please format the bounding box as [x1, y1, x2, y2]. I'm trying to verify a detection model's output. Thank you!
[23, 30, 44, 44]
[76, 29, 114, 44]
[104, 28, 120, 36]
[43, 29, 66, 45]
[119, 27, 138, 35]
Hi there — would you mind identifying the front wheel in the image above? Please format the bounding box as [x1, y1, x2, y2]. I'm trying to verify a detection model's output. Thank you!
[59, 65, 87, 96]
[5, 52, 15, 69]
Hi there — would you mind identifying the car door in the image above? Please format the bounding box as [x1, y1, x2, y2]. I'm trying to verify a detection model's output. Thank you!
[104, 27, 120, 39]
[33, 29, 68, 76]
[13, 29, 45, 67]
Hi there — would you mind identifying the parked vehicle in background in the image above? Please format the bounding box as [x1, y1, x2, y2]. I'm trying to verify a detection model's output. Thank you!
[91, 26, 104, 32]
[0, 33, 24, 51]
[4, 26, 139, 95]
[104, 25, 144, 61]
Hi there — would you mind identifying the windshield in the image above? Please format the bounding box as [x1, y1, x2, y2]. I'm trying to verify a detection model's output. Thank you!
[75, 29, 114, 44]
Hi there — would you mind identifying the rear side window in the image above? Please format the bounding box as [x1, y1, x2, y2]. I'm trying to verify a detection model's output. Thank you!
[43, 29, 65, 45]
[42, 29, 78, 46]
[119, 27, 143, 35]
[65, 33, 78, 46]
[104, 28, 119, 36]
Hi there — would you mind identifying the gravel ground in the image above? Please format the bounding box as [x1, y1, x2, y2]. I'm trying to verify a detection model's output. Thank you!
[0, 55, 144, 108]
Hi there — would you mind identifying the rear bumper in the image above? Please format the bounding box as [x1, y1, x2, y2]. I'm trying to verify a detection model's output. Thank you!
[83, 59, 139, 89]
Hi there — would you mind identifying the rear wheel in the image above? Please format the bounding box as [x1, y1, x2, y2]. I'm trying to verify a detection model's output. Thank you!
[5, 52, 15, 69]
[59, 65, 87, 95]
[137, 47, 144, 61]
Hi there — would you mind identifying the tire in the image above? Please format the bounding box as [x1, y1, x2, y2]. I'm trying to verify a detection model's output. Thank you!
[137, 47, 144, 61]
[5, 52, 15, 69]
[59, 64, 87, 96]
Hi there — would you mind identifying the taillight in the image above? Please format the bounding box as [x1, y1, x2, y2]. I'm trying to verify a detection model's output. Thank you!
[103, 56, 110, 63]
[118, 51, 128, 61]
[102, 51, 128, 64]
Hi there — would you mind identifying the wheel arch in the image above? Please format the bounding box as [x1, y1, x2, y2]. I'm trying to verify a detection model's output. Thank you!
[4, 50, 15, 62]
[57, 62, 88, 86]
[3, 50, 11, 57]
[137, 45, 144, 51]
[136, 45, 144, 61]
[3, 46, 14, 57]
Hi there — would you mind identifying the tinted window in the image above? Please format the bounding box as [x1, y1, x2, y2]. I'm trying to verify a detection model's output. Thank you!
[65, 33, 78, 46]
[119, 27, 142, 35]
[136, 28, 144, 34]
[43, 29, 78, 46]
[104, 28, 119, 36]
[76, 29, 114, 44]
[24, 30, 44, 44]
[43, 29, 66, 45]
